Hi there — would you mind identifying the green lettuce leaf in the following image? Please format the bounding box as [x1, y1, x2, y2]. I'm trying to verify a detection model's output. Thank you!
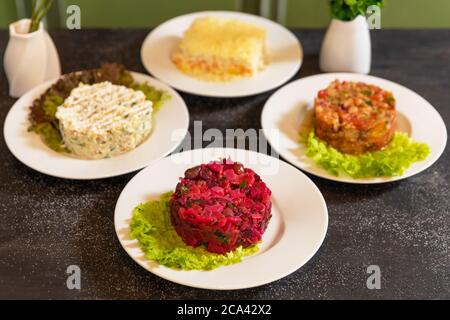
[130, 192, 258, 270]
[130, 82, 170, 113]
[304, 131, 430, 178]
[29, 94, 69, 153]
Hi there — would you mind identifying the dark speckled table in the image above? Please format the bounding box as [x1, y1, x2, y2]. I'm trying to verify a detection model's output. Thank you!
[0, 29, 449, 300]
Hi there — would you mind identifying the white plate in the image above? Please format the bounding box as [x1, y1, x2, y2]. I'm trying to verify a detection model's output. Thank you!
[141, 11, 303, 98]
[114, 148, 328, 290]
[261, 73, 448, 184]
[3, 72, 189, 180]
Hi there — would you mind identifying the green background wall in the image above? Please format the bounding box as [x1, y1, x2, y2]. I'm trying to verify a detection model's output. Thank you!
[285, 0, 450, 28]
[1, 0, 450, 29]
[0, 0, 17, 28]
[55, 0, 239, 28]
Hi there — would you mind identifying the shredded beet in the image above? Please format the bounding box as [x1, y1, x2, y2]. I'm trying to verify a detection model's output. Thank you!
[170, 159, 272, 254]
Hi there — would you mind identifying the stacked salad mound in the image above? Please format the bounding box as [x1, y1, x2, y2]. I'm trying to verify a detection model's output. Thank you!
[170, 160, 272, 254]
[171, 17, 268, 82]
[314, 80, 397, 155]
[130, 160, 272, 270]
[28, 63, 169, 157]
[304, 80, 430, 178]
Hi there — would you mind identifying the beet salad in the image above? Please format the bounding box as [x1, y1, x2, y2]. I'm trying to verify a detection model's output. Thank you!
[170, 159, 272, 254]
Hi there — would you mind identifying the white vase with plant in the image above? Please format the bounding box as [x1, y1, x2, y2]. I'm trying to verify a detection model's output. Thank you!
[320, 0, 384, 74]
[4, 0, 60, 98]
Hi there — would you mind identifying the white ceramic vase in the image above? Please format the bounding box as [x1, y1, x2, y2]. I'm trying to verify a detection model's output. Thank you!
[319, 15, 371, 74]
[3, 19, 61, 98]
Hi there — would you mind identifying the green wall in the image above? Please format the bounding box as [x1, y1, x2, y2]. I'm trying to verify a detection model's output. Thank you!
[0, 0, 17, 29]
[286, 0, 450, 28]
[1, 0, 450, 29]
[380, 0, 450, 28]
[57, 0, 239, 28]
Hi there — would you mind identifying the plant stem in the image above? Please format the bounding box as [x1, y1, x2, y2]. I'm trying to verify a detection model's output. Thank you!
[28, 0, 54, 33]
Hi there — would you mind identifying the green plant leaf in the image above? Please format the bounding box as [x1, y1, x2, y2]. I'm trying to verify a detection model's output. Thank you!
[29, 0, 54, 33]
[330, 0, 384, 21]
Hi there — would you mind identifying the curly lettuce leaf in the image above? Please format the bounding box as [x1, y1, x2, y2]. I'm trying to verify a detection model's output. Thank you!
[130, 82, 170, 113]
[29, 122, 69, 153]
[130, 192, 258, 270]
[28, 94, 68, 153]
[304, 131, 430, 178]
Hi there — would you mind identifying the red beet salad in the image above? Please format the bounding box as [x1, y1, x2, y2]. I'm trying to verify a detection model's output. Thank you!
[170, 159, 272, 254]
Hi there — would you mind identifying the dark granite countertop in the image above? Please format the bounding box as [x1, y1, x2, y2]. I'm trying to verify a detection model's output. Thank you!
[0, 29, 449, 300]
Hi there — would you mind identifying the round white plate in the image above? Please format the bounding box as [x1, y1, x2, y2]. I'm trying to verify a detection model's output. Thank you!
[3, 72, 189, 180]
[261, 73, 447, 184]
[141, 11, 303, 98]
[115, 148, 328, 290]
